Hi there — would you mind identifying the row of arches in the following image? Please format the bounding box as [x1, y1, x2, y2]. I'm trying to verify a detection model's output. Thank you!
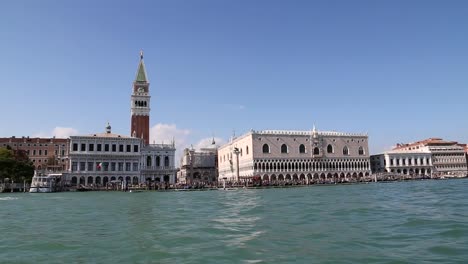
[134, 101, 147, 107]
[387, 168, 431, 175]
[254, 159, 370, 172]
[260, 172, 370, 181]
[70, 176, 139, 186]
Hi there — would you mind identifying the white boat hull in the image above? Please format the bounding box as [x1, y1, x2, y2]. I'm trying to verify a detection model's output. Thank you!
[29, 186, 54, 193]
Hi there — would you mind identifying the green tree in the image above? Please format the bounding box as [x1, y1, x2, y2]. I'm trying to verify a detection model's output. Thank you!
[0, 147, 34, 183]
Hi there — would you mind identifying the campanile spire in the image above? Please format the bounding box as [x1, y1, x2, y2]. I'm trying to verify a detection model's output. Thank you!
[130, 51, 151, 145]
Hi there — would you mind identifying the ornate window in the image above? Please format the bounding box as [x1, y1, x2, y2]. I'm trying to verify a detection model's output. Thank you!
[343, 146, 349, 156]
[164, 156, 170, 167]
[147, 156, 152, 167]
[246, 146, 249, 155]
[299, 144, 306, 154]
[156, 156, 161, 167]
[358, 146, 364, 155]
[263, 144, 270, 153]
[281, 144, 288, 153]
[327, 144, 333, 154]
[313, 147, 320, 155]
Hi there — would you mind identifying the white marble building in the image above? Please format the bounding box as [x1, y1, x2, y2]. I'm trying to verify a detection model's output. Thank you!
[218, 127, 371, 182]
[140, 142, 177, 184]
[68, 123, 142, 186]
[391, 138, 467, 177]
[370, 151, 433, 176]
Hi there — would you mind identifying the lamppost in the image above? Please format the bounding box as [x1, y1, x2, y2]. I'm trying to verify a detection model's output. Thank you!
[233, 147, 240, 183]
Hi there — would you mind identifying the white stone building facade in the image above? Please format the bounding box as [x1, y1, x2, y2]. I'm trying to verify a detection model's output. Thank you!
[140, 143, 177, 184]
[392, 138, 467, 177]
[218, 128, 371, 182]
[67, 124, 142, 186]
[370, 151, 433, 176]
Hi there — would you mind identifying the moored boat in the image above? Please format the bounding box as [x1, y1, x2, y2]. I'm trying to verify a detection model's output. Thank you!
[29, 171, 62, 193]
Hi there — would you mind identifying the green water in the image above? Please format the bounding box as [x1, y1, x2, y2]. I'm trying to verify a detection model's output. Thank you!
[1, 179, 468, 263]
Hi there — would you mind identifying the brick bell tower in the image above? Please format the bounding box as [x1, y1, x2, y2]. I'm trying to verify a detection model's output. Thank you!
[131, 50, 150, 145]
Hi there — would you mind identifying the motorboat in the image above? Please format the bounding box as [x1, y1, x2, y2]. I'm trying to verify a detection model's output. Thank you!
[29, 171, 62, 193]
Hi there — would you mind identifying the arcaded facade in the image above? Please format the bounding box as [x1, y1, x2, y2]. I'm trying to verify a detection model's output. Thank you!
[370, 151, 433, 176]
[67, 124, 142, 186]
[140, 143, 177, 184]
[218, 128, 371, 182]
[392, 138, 467, 177]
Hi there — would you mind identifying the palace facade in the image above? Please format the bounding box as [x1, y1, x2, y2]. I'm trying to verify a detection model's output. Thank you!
[68, 123, 142, 186]
[218, 127, 371, 182]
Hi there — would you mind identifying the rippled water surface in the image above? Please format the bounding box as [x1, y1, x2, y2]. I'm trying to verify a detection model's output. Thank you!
[1, 179, 468, 263]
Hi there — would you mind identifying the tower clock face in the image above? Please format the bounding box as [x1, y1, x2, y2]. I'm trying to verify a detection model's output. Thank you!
[138, 87, 144, 93]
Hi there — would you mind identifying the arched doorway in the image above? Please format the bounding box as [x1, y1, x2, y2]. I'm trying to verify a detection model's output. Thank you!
[133, 177, 139, 184]
[71, 177, 77, 186]
[163, 175, 170, 182]
[87, 176, 93, 185]
[95, 176, 101, 185]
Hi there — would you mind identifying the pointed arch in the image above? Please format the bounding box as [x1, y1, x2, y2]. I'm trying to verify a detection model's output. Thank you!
[327, 144, 333, 154]
[313, 147, 320, 155]
[299, 144, 306, 153]
[358, 146, 365, 155]
[262, 144, 270, 153]
[281, 144, 288, 153]
[343, 146, 349, 156]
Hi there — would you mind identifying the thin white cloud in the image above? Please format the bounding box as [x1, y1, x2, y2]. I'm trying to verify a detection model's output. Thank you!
[33, 127, 79, 138]
[223, 104, 246, 111]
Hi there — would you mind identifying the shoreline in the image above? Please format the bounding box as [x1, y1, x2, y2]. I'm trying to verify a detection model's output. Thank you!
[2, 175, 466, 194]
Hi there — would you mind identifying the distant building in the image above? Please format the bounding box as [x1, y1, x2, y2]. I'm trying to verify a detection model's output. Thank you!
[217, 127, 371, 182]
[67, 123, 142, 186]
[140, 142, 177, 184]
[66, 51, 177, 186]
[370, 151, 433, 176]
[0, 136, 69, 171]
[372, 138, 467, 177]
[178, 139, 218, 184]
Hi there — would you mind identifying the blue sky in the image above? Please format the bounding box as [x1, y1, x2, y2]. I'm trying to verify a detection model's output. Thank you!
[0, 0, 467, 155]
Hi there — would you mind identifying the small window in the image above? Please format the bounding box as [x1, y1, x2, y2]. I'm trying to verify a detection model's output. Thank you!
[72, 143, 78, 151]
[262, 144, 270, 153]
[119, 145, 124, 152]
[89, 144, 94, 151]
[112, 144, 117, 152]
[97, 144, 102, 151]
[299, 144, 306, 154]
[81, 143, 86, 151]
[126, 145, 131, 152]
[358, 146, 364, 155]
[313, 147, 320, 155]
[134, 145, 139, 152]
[246, 146, 249, 155]
[281, 144, 288, 153]
[104, 144, 109, 152]
[343, 146, 349, 156]
[327, 144, 333, 154]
